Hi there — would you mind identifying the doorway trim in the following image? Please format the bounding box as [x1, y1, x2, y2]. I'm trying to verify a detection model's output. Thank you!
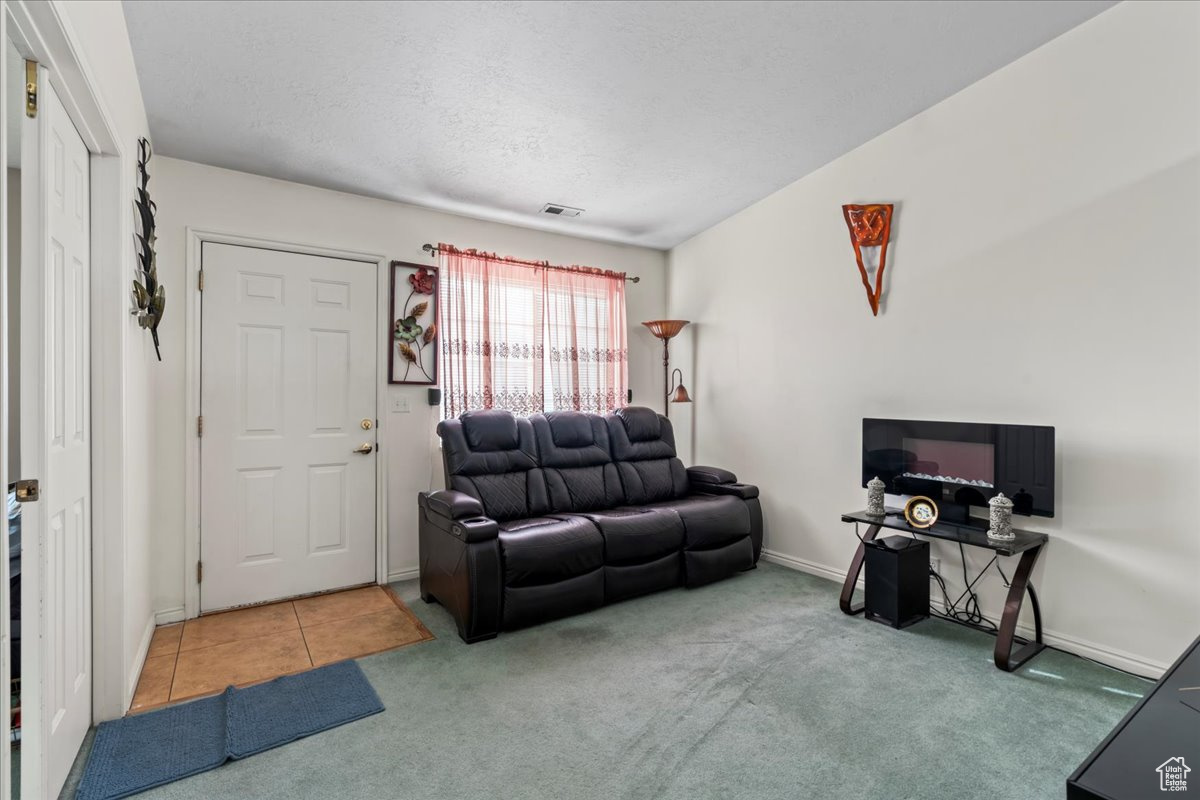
[6, 0, 130, 734]
[183, 228, 390, 618]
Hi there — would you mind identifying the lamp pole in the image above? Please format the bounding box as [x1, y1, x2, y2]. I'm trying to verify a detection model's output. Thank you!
[662, 337, 672, 417]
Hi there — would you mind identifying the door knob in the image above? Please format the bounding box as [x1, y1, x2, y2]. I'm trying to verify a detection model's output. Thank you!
[353, 443, 374, 455]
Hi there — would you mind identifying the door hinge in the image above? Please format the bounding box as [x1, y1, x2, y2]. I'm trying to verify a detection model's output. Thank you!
[25, 60, 37, 118]
[197, 561, 203, 583]
[197, 415, 204, 437]
[13, 479, 39, 503]
[198, 269, 204, 291]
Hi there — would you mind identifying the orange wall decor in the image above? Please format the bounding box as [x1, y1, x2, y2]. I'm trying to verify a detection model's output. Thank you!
[841, 203, 894, 316]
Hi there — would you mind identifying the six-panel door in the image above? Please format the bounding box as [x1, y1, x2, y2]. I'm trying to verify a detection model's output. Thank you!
[200, 243, 377, 611]
[20, 75, 93, 800]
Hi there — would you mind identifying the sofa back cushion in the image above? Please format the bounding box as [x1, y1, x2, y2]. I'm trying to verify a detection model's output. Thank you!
[438, 410, 548, 521]
[531, 412, 622, 513]
[605, 407, 689, 504]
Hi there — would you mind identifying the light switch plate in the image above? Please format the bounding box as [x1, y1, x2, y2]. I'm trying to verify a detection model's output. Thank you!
[390, 395, 411, 414]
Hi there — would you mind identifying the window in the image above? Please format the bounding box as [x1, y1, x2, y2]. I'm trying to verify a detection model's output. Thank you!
[438, 245, 628, 418]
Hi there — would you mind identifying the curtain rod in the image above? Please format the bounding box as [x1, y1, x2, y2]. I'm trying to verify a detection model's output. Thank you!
[422, 243, 640, 283]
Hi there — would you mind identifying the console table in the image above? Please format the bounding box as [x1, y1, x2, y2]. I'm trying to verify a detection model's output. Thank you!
[840, 509, 1049, 672]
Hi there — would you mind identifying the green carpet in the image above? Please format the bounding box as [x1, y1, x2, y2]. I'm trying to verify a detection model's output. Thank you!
[65, 563, 1147, 799]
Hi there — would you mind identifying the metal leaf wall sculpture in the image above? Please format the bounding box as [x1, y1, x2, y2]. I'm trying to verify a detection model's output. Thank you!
[132, 137, 165, 360]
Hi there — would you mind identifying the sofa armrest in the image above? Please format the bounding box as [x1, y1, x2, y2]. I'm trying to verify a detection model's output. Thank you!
[425, 489, 484, 520]
[419, 492, 498, 542]
[418, 492, 502, 643]
[687, 466, 759, 500]
[687, 466, 738, 486]
[692, 481, 759, 500]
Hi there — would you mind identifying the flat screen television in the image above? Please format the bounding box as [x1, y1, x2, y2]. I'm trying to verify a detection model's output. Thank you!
[862, 418, 1055, 521]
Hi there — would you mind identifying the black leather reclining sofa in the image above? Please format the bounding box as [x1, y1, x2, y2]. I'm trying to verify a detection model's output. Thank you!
[418, 406, 762, 642]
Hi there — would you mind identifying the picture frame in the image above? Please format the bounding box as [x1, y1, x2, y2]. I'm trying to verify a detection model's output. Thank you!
[388, 259, 439, 385]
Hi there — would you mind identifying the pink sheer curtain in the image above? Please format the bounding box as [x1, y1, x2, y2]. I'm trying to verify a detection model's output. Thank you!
[439, 247, 545, 418]
[544, 268, 628, 414]
[439, 244, 628, 418]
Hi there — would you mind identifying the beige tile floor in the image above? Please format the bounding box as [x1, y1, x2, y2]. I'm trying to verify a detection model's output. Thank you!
[130, 585, 432, 714]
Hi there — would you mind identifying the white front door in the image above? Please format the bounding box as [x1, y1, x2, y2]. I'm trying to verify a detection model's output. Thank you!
[200, 243, 378, 611]
[20, 71, 92, 799]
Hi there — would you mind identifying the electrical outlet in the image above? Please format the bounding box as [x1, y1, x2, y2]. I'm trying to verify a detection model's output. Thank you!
[390, 395, 411, 414]
[930, 556, 941, 575]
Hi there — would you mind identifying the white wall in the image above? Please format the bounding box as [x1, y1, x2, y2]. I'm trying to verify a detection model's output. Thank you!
[149, 157, 667, 614]
[52, 0, 157, 718]
[667, 1, 1199, 675]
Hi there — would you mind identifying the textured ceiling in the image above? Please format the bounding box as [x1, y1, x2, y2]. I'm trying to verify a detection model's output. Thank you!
[122, 0, 1114, 249]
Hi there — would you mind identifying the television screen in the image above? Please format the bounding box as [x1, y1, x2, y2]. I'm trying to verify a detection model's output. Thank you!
[862, 418, 1055, 518]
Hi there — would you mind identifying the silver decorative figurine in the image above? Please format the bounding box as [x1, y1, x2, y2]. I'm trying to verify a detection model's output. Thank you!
[866, 476, 886, 517]
[987, 493, 1015, 540]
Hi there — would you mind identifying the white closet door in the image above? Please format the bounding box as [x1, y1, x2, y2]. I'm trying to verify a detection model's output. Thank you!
[20, 71, 92, 800]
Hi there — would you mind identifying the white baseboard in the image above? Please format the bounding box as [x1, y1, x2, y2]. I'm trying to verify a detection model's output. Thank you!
[387, 566, 420, 584]
[154, 606, 186, 625]
[760, 547, 1166, 679]
[762, 548, 860, 586]
[126, 613, 157, 709]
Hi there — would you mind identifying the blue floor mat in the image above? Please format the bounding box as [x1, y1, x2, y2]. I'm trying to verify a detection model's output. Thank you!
[76, 660, 384, 800]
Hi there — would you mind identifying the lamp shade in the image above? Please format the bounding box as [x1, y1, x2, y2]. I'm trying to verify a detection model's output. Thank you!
[670, 383, 692, 404]
[642, 319, 690, 340]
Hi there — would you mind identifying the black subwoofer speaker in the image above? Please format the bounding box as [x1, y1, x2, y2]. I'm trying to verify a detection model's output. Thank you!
[864, 535, 929, 629]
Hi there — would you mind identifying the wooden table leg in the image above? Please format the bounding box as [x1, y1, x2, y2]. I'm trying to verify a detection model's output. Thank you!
[839, 524, 880, 615]
[994, 544, 1046, 671]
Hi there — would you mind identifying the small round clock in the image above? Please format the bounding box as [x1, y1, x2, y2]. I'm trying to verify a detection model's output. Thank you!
[904, 496, 939, 529]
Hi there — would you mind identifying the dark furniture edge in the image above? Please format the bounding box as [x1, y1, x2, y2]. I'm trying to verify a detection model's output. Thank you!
[1065, 635, 1197, 798]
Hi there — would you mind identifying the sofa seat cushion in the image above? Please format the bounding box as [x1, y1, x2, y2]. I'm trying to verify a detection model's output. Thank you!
[576, 507, 684, 564]
[646, 494, 750, 551]
[498, 516, 603, 587]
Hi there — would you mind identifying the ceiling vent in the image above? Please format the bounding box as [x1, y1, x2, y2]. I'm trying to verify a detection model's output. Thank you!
[541, 203, 583, 218]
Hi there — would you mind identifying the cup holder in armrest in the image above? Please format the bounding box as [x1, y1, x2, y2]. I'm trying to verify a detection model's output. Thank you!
[450, 516, 500, 542]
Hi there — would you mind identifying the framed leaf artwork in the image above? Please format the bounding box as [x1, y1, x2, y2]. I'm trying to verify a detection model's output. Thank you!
[389, 260, 439, 385]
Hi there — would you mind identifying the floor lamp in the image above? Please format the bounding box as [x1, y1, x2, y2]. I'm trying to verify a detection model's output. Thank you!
[641, 320, 692, 417]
